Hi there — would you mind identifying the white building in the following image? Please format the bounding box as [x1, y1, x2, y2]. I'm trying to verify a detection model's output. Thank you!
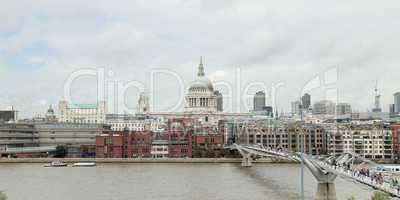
[106, 114, 165, 132]
[326, 124, 392, 160]
[58, 101, 107, 124]
[151, 140, 169, 158]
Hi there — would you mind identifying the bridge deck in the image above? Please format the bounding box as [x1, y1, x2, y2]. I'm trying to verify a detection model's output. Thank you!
[236, 145, 400, 198]
[319, 162, 400, 198]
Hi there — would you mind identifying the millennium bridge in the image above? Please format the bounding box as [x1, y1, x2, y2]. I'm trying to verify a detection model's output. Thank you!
[233, 144, 400, 200]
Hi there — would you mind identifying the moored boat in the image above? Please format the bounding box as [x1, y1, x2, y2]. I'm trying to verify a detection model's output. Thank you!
[373, 165, 400, 175]
[44, 161, 68, 167]
[72, 162, 96, 167]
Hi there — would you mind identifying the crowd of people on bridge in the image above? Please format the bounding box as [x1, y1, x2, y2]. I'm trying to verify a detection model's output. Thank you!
[331, 160, 400, 194]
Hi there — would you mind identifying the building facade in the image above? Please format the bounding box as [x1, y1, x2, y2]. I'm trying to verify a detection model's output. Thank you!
[336, 103, 352, 116]
[96, 129, 192, 158]
[106, 114, 165, 132]
[58, 101, 107, 124]
[0, 106, 17, 123]
[391, 125, 400, 160]
[313, 100, 336, 115]
[229, 120, 327, 155]
[35, 123, 106, 157]
[326, 124, 393, 160]
[0, 123, 38, 155]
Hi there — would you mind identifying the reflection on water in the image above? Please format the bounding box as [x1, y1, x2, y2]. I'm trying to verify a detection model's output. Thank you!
[0, 163, 375, 200]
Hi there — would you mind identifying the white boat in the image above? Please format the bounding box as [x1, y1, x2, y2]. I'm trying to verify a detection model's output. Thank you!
[44, 161, 68, 167]
[374, 165, 400, 174]
[72, 162, 96, 167]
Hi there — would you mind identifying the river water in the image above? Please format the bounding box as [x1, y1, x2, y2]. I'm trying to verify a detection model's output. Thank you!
[0, 163, 378, 200]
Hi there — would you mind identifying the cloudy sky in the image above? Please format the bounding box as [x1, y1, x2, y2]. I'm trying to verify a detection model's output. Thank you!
[1, 0, 399, 118]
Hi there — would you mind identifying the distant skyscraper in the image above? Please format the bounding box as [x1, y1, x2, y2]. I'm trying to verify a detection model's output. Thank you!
[336, 103, 352, 115]
[253, 91, 266, 112]
[312, 100, 336, 115]
[390, 104, 396, 115]
[214, 90, 223, 112]
[262, 106, 274, 117]
[301, 93, 311, 109]
[291, 101, 301, 116]
[394, 92, 400, 113]
[372, 81, 382, 113]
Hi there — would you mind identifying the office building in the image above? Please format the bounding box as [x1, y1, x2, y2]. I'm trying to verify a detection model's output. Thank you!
[336, 103, 352, 115]
[301, 93, 311, 110]
[291, 101, 301, 116]
[214, 90, 223, 112]
[0, 123, 38, 155]
[0, 106, 17, 123]
[254, 91, 266, 112]
[395, 92, 400, 114]
[36, 123, 107, 157]
[313, 100, 336, 115]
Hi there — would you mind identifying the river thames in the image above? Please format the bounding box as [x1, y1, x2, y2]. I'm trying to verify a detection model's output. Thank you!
[0, 163, 377, 200]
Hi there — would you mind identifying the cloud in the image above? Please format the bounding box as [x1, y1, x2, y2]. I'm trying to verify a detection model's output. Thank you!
[0, 0, 400, 117]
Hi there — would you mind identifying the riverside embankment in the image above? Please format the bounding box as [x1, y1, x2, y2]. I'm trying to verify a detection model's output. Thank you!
[0, 157, 295, 164]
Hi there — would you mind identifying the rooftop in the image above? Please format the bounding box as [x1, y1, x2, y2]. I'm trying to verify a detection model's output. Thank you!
[68, 104, 98, 109]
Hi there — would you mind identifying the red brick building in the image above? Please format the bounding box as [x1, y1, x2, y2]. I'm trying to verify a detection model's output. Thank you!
[96, 118, 226, 158]
[95, 129, 193, 158]
[192, 134, 224, 150]
[166, 129, 192, 158]
[192, 133, 224, 158]
[96, 131, 153, 158]
[392, 125, 400, 160]
[125, 131, 153, 158]
[96, 133, 124, 158]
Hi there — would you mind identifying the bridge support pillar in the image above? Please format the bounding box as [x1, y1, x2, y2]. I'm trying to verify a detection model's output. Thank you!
[241, 154, 252, 167]
[315, 182, 337, 200]
[300, 154, 337, 200]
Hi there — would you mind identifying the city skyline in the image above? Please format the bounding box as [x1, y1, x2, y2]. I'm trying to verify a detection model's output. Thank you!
[1, 1, 400, 118]
[2, 2, 400, 200]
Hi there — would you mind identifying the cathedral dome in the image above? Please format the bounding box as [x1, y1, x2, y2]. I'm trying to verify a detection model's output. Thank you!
[188, 57, 214, 92]
[185, 57, 218, 114]
[189, 76, 214, 91]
